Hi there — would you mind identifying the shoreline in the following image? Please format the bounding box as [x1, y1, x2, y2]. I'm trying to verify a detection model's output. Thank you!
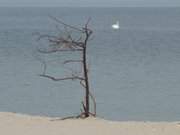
[0, 112, 180, 135]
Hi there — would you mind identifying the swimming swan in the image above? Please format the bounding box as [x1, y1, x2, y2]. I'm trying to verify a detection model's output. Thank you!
[112, 21, 119, 29]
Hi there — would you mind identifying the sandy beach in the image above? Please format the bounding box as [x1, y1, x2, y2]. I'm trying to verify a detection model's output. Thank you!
[0, 112, 179, 135]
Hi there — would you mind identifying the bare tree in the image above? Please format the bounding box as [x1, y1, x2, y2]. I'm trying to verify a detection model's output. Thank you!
[37, 17, 96, 118]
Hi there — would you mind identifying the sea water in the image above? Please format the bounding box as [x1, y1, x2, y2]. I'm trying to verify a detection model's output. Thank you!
[0, 7, 180, 121]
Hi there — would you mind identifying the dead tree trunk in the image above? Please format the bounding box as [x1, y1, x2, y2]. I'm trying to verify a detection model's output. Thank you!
[82, 25, 92, 117]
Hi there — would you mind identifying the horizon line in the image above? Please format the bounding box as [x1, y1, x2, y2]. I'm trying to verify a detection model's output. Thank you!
[0, 5, 180, 8]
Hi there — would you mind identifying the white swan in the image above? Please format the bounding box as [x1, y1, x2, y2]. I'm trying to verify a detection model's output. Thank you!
[112, 21, 119, 29]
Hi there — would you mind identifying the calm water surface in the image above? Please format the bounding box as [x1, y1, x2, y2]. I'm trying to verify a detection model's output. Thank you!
[0, 7, 180, 121]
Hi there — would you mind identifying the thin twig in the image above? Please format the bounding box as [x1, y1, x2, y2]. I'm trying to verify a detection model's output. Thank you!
[63, 60, 82, 64]
[39, 74, 84, 81]
[38, 48, 83, 54]
[49, 15, 84, 32]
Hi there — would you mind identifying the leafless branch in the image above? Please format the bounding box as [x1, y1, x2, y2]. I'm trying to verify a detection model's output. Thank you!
[39, 74, 84, 81]
[80, 80, 86, 88]
[49, 15, 84, 32]
[81, 101, 87, 113]
[63, 60, 82, 64]
[89, 92, 96, 116]
[35, 33, 57, 41]
[38, 48, 83, 54]
[47, 37, 84, 49]
[85, 17, 91, 28]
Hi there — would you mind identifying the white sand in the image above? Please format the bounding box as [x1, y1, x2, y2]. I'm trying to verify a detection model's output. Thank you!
[0, 112, 180, 135]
